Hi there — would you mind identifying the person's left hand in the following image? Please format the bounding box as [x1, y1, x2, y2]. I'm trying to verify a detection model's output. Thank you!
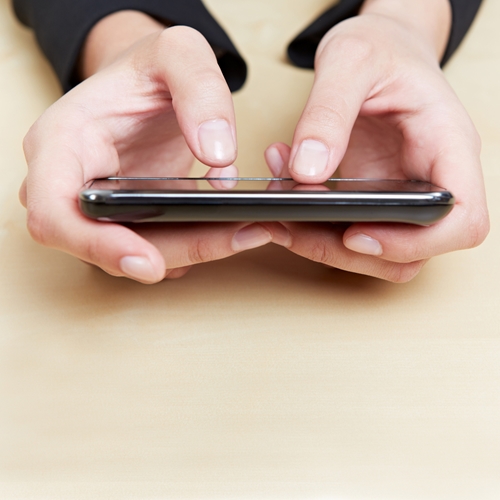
[264, 1, 489, 282]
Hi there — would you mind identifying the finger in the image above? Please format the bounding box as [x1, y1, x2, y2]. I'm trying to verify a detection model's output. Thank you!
[26, 141, 271, 282]
[146, 27, 237, 167]
[205, 164, 239, 190]
[23, 128, 167, 283]
[342, 180, 488, 264]
[277, 222, 427, 283]
[265, 143, 292, 193]
[344, 102, 489, 262]
[28, 199, 167, 284]
[265, 143, 291, 177]
[27, 157, 271, 282]
[342, 216, 485, 264]
[165, 266, 193, 280]
[289, 33, 378, 183]
[134, 222, 273, 269]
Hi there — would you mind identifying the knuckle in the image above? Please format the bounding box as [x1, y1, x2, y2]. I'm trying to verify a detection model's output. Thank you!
[165, 266, 192, 280]
[195, 70, 229, 97]
[384, 261, 426, 283]
[464, 211, 490, 249]
[308, 238, 335, 266]
[188, 238, 217, 265]
[26, 208, 49, 246]
[158, 25, 209, 52]
[156, 26, 225, 92]
[335, 35, 374, 61]
[318, 32, 374, 65]
[396, 241, 426, 264]
[302, 103, 348, 133]
[22, 132, 33, 157]
[22, 122, 42, 159]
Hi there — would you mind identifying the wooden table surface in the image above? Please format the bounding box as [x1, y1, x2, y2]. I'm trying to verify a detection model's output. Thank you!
[1, 0, 499, 498]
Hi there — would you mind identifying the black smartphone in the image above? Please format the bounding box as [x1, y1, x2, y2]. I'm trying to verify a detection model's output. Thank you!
[79, 177, 454, 225]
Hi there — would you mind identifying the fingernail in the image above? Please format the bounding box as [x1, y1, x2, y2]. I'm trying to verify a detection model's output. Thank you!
[119, 256, 159, 283]
[266, 147, 285, 176]
[198, 119, 236, 163]
[344, 233, 383, 256]
[291, 139, 329, 177]
[232, 224, 272, 252]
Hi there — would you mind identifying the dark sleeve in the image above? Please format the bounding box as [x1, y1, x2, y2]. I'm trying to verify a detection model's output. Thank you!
[287, 0, 484, 68]
[12, 0, 247, 92]
[442, 0, 484, 65]
[11, 0, 483, 95]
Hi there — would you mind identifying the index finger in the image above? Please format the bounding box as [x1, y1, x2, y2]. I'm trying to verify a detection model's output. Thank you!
[288, 30, 378, 183]
[142, 27, 238, 168]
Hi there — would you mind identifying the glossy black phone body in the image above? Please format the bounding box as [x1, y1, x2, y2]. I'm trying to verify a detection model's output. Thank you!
[79, 177, 455, 225]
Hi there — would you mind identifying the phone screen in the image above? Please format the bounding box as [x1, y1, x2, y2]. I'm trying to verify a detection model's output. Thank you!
[88, 177, 448, 194]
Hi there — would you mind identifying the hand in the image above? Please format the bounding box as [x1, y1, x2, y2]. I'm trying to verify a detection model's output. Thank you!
[19, 12, 273, 283]
[266, 0, 489, 282]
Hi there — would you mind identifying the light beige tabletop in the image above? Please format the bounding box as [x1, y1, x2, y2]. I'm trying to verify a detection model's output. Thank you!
[1, 0, 499, 498]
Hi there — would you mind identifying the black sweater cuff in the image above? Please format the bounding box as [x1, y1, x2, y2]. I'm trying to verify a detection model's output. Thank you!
[442, 0, 483, 66]
[12, 0, 247, 92]
[287, 0, 484, 69]
[13, 0, 483, 94]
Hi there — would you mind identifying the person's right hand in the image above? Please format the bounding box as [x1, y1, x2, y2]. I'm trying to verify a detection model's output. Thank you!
[19, 12, 273, 283]
[264, 0, 489, 282]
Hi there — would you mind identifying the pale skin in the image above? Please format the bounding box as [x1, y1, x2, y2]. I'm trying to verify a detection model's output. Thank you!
[19, 0, 489, 283]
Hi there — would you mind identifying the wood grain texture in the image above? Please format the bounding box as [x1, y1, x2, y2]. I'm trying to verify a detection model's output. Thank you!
[0, 0, 499, 498]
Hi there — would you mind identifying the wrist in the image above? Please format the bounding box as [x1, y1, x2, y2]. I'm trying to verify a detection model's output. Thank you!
[360, 0, 452, 61]
[79, 10, 166, 79]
